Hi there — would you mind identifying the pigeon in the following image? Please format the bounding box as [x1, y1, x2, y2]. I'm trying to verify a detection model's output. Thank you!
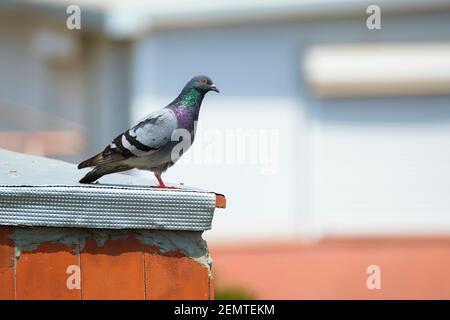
[78, 75, 219, 187]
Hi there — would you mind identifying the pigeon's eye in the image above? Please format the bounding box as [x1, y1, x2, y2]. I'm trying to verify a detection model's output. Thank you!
[200, 78, 208, 84]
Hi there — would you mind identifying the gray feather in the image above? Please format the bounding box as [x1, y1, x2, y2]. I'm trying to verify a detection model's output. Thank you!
[125, 108, 178, 156]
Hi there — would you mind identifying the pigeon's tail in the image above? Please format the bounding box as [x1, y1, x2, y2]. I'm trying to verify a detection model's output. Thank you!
[79, 165, 129, 184]
[79, 168, 105, 184]
[78, 153, 102, 169]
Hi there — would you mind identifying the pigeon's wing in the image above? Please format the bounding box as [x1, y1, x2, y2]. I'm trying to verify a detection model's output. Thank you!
[77, 138, 134, 169]
[78, 108, 178, 169]
[125, 108, 178, 156]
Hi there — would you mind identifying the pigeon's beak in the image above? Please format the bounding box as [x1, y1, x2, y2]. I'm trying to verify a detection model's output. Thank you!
[209, 84, 220, 93]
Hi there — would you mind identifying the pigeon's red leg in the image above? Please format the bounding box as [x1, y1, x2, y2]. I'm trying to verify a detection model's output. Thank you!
[153, 173, 167, 188]
[152, 173, 178, 189]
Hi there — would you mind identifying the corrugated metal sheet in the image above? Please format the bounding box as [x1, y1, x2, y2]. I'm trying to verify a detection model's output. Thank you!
[0, 184, 216, 231]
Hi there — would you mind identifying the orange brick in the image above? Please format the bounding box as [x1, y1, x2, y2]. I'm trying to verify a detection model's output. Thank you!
[144, 246, 210, 300]
[16, 242, 81, 300]
[0, 227, 15, 300]
[80, 236, 145, 300]
[209, 276, 215, 300]
[0, 227, 14, 268]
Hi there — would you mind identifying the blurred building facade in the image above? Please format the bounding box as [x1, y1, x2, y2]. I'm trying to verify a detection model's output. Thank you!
[0, 0, 130, 161]
[1, 0, 450, 299]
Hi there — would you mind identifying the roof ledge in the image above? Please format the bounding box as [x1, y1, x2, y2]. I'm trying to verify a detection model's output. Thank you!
[0, 149, 225, 231]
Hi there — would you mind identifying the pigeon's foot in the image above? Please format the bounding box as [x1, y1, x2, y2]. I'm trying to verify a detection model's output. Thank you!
[152, 184, 178, 189]
[152, 173, 178, 189]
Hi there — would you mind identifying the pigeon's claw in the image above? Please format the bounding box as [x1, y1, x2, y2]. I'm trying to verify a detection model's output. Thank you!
[152, 173, 178, 189]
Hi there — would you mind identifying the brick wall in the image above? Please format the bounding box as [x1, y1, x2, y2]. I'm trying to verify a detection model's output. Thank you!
[0, 227, 213, 300]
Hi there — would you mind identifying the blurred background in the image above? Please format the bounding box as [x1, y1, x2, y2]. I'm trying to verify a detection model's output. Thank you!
[1, 0, 450, 299]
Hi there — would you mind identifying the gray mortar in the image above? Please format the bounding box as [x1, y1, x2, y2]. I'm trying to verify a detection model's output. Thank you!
[9, 227, 212, 272]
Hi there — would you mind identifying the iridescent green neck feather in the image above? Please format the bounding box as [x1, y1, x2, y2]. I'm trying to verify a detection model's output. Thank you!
[179, 88, 204, 108]
[170, 88, 205, 129]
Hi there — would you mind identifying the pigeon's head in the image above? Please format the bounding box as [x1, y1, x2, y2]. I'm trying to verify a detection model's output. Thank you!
[188, 75, 220, 93]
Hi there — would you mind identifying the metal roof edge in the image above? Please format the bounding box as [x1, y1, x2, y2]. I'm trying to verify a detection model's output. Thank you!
[0, 149, 224, 231]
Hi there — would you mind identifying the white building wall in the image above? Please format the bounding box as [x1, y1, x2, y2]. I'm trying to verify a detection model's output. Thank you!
[311, 98, 450, 236]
